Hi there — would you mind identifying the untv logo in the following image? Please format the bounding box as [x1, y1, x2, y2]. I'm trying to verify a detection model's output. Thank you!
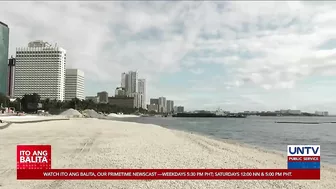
[287, 145, 320, 156]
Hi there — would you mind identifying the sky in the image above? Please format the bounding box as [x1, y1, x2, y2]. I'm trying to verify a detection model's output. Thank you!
[1, 1, 336, 113]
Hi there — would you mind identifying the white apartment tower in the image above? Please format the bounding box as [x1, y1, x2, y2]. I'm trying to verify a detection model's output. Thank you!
[138, 79, 146, 109]
[14, 40, 66, 100]
[65, 69, 84, 101]
[129, 92, 140, 108]
[126, 71, 137, 96]
[167, 100, 174, 113]
[121, 72, 127, 89]
[159, 97, 167, 113]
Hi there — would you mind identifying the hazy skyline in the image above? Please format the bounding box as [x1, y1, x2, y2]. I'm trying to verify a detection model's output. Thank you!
[1, 1, 336, 113]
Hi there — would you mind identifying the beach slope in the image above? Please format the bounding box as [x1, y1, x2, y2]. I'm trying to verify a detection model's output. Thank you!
[0, 119, 335, 189]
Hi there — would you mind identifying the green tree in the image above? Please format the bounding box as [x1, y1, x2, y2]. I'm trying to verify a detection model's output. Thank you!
[12, 98, 21, 111]
[0, 93, 9, 108]
[69, 98, 81, 109]
[21, 93, 41, 112]
[43, 98, 51, 111]
[15, 93, 143, 115]
[148, 110, 157, 115]
[56, 100, 63, 109]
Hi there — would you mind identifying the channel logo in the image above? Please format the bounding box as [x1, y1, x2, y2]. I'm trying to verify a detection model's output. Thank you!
[16, 145, 51, 170]
[287, 145, 320, 169]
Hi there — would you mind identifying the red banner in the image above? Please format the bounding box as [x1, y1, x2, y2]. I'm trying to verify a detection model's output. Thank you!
[17, 169, 320, 180]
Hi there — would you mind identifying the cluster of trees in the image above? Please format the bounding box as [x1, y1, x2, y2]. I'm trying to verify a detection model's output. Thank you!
[0, 93, 148, 114]
[0, 93, 20, 112]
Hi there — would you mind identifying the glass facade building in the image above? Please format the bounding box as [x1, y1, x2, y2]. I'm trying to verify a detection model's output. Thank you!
[0, 21, 9, 95]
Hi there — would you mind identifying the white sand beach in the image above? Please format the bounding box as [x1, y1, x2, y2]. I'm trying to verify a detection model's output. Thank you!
[0, 118, 335, 189]
[0, 115, 68, 123]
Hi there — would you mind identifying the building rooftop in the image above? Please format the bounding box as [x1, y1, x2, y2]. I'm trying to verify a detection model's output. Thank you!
[66, 69, 84, 76]
[109, 96, 134, 99]
[0, 21, 8, 27]
[28, 40, 52, 48]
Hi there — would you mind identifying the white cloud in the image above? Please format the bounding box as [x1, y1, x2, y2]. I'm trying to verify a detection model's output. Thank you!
[1, 1, 336, 112]
[189, 68, 204, 75]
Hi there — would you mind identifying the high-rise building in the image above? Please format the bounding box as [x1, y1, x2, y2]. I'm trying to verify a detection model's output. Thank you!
[126, 71, 137, 96]
[158, 97, 166, 113]
[0, 21, 9, 95]
[166, 100, 174, 113]
[121, 72, 127, 88]
[177, 106, 184, 113]
[129, 92, 140, 108]
[97, 91, 108, 103]
[14, 40, 66, 100]
[167, 100, 171, 112]
[65, 69, 84, 101]
[150, 98, 159, 105]
[138, 79, 146, 109]
[173, 106, 177, 113]
[149, 98, 159, 112]
[171, 101, 174, 112]
[7, 57, 15, 97]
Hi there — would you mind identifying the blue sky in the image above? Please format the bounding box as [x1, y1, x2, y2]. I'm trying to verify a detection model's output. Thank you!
[1, 1, 336, 113]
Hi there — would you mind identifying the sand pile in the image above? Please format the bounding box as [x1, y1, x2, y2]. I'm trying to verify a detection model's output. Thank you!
[59, 108, 82, 118]
[82, 109, 102, 118]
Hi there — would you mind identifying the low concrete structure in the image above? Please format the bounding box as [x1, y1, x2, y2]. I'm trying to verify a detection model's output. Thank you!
[147, 104, 159, 112]
[315, 111, 329, 116]
[85, 96, 99, 103]
[108, 97, 134, 108]
[115, 87, 126, 97]
[97, 91, 108, 104]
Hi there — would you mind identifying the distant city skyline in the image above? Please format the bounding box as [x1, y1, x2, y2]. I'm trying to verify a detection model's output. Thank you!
[117, 71, 146, 109]
[1, 2, 336, 113]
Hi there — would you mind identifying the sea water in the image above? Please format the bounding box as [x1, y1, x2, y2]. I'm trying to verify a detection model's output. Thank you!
[108, 116, 336, 165]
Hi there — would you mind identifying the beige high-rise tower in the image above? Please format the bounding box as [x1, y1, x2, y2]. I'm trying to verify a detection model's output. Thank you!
[65, 69, 85, 101]
[14, 40, 66, 100]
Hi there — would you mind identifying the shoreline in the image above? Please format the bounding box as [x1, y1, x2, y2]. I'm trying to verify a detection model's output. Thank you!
[2, 115, 335, 167]
[107, 118, 336, 166]
[183, 130, 336, 170]
[0, 118, 335, 188]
